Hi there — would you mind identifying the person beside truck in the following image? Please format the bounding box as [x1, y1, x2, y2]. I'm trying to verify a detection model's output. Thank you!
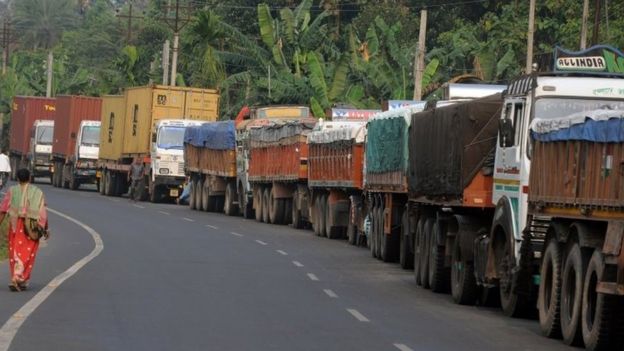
[0, 150, 11, 189]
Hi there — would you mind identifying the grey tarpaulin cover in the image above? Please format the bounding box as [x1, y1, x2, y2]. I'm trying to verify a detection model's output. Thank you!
[408, 93, 502, 199]
[184, 121, 236, 150]
[249, 119, 317, 147]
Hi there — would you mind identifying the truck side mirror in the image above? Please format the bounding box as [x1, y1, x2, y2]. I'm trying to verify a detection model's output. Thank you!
[498, 119, 514, 147]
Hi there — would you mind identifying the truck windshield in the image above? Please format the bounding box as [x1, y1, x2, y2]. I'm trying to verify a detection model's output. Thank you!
[534, 98, 624, 120]
[81, 125, 100, 146]
[36, 126, 53, 145]
[157, 126, 186, 150]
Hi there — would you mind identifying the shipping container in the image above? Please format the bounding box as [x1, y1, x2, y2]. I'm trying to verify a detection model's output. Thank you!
[9, 96, 56, 155]
[122, 85, 219, 156]
[52, 95, 102, 158]
[99, 95, 126, 161]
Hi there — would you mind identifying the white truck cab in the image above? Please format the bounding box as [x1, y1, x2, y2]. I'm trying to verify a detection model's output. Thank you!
[76, 120, 101, 161]
[29, 119, 54, 178]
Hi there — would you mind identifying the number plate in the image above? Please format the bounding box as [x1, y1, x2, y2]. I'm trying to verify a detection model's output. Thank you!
[170, 189, 179, 197]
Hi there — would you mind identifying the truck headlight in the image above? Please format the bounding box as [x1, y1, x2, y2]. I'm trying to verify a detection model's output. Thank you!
[159, 168, 170, 175]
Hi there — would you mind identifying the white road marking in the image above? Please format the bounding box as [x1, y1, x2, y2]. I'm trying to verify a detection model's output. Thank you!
[230, 232, 244, 237]
[323, 289, 338, 298]
[347, 309, 370, 322]
[182, 217, 194, 222]
[106, 197, 120, 202]
[255, 240, 268, 245]
[292, 261, 304, 267]
[133, 204, 145, 209]
[393, 344, 414, 351]
[277, 250, 288, 256]
[206, 225, 218, 230]
[159, 211, 170, 215]
[307, 273, 319, 281]
[0, 208, 104, 351]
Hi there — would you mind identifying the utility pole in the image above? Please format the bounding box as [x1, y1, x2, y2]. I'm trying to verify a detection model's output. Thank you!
[162, 40, 170, 85]
[580, 0, 590, 49]
[0, 19, 17, 75]
[592, 0, 601, 46]
[526, 0, 536, 73]
[116, 1, 144, 43]
[161, 0, 193, 87]
[412, 8, 427, 101]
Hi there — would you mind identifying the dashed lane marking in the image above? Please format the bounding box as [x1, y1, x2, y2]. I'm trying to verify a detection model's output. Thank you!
[230, 232, 244, 237]
[132, 204, 145, 209]
[255, 240, 268, 245]
[393, 344, 414, 351]
[277, 250, 288, 256]
[159, 211, 170, 215]
[206, 225, 218, 230]
[0, 208, 104, 351]
[182, 217, 195, 222]
[293, 261, 304, 267]
[307, 273, 319, 281]
[323, 289, 338, 298]
[347, 309, 370, 322]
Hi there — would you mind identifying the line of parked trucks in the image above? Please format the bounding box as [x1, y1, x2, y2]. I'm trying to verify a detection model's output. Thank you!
[7, 45, 624, 350]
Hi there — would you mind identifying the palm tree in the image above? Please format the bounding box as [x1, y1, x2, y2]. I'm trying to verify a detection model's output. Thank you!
[12, 0, 78, 97]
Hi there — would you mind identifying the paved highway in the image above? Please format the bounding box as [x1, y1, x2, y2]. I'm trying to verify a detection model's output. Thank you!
[0, 182, 573, 351]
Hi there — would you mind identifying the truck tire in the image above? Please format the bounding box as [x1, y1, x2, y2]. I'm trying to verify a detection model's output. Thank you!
[99, 171, 106, 195]
[370, 204, 377, 257]
[319, 194, 328, 237]
[104, 171, 113, 196]
[292, 193, 303, 229]
[200, 179, 209, 211]
[495, 231, 530, 318]
[374, 207, 382, 258]
[312, 194, 321, 235]
[561, 241, 588, 346]
[262, 188, 270, 223]
[61, 166, 70, 189]
[413, 217, 425, 285]
[420, 217, 434, 289]
[538, 239, 563, 339]
[582, 250, 623, 351]
[400, 211, 413, 269]
[150, 184, 161, 203]
[224, 182, 238, 216]
[254, 187, 263, 222]
[429, 220, 449, 293]
[269, 188, 281, 224]
[189, 179, 197, 210]
[69, 170, 80, 190]
[451, 233, 478, 305]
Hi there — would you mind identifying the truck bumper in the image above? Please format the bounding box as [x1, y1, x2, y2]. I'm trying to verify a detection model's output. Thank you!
[74, 168, 98, 183]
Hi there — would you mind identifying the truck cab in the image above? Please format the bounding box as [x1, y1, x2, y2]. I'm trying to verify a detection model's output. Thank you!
[67, 120, 101, 188]
[29, 119, 54, 180]
[150, 119, 203, 201]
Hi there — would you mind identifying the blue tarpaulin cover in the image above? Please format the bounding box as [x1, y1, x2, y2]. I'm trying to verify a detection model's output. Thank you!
[531, 109, 624, 143]
[184, 121, 236, 150]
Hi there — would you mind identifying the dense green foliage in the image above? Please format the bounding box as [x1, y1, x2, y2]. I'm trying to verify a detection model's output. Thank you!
[1, 0, 624, 124]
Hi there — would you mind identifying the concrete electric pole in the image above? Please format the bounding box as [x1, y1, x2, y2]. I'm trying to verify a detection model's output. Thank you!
[580, 0, 590, 49]
[526, 0, 536, 73]
[161, 0, 193, 87]
[413, 8, 427, 101]
[116, 1, 144, 43]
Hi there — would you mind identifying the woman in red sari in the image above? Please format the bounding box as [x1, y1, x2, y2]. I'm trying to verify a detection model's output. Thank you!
[0, 168, 48, 291]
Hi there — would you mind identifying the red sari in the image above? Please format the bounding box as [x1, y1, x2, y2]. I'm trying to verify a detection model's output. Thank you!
[1, 185, 48, 287]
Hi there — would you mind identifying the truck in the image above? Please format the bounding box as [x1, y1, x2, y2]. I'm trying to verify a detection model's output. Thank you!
[307, 120, 368, 241]
[8, 97, 56, 181]
[185, 121, 239, 215]
[236, 106, 316, 227]
[98, 85, 219, 202]
[402, 45, 624, 351]
[50, 95, 102, 190]
[235, 106, 314, 222]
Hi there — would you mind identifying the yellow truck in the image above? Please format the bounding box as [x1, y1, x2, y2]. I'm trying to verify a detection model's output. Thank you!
[98, 85, 219, 202]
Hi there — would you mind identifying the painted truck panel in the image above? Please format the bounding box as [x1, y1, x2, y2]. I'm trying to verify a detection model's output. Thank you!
[99, 96, 126, 161]
[184, 121, 236, 177]
[52, 96, 102, 158]
[185, 88, 219, 120]
[10, 97, 56, 155]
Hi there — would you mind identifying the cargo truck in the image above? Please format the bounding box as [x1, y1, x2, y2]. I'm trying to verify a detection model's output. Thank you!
[98, 86, 219, 202]
[237, 106, 316, 226]
[185, 121, 239, 215]
[51, 95, 102, 190]
[402, 45, 624, 351]
[9, 97, 56, 181]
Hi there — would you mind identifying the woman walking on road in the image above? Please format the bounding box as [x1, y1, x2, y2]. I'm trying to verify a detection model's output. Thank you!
[0, 168, 49, 291]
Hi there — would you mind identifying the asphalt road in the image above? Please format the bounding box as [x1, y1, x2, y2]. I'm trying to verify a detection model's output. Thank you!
[0, 181, 575, 351]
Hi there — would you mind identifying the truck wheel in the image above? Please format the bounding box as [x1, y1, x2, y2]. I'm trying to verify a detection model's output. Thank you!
[292, 193, 303, 229]
[429, 220, 449, 293]
[582, 250, 622, 350]
[320, 194, 328, 237]
[312, 194, 321, 235]
[561, 241, 588, 346]
[150, 184, 161, 203]
[538, 239, 563, 339]
[69, 172, 80, 190]
[370, 204, 377, 257]
[200, 179, 209, 211]
[61, 166, 69, 189]
[262, 188, 270, 223]
[99, 171, 106, 195]
[413, 217, 425, 285]
[224, 182, 238, 216]
[104, 171, 113, 196]
[400, 211, 413, 269]
[420, 217, 433, 289]
[495, 232, 530, 318]
[254, 187, 263, 222]
[189, 179, 197, 210]
[269, 188, 280, 224]
[451, 234, 477, 305]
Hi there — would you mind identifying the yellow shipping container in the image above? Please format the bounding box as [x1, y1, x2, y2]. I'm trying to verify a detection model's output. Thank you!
[99, 95, 126, 161]
[122, 85, 219, 156]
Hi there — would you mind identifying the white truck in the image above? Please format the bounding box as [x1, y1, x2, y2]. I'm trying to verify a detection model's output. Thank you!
[29, 120, 54, 181]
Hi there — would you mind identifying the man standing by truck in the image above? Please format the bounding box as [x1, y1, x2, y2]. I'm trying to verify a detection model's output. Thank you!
[0, 150, 11, 190]
[128, 158, 144, 202]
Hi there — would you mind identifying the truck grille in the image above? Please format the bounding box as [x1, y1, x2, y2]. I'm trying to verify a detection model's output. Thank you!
[178, 162, 185, 175]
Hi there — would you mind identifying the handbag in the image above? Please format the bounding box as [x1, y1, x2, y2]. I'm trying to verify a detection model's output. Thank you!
[19, 184, 49, 241]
